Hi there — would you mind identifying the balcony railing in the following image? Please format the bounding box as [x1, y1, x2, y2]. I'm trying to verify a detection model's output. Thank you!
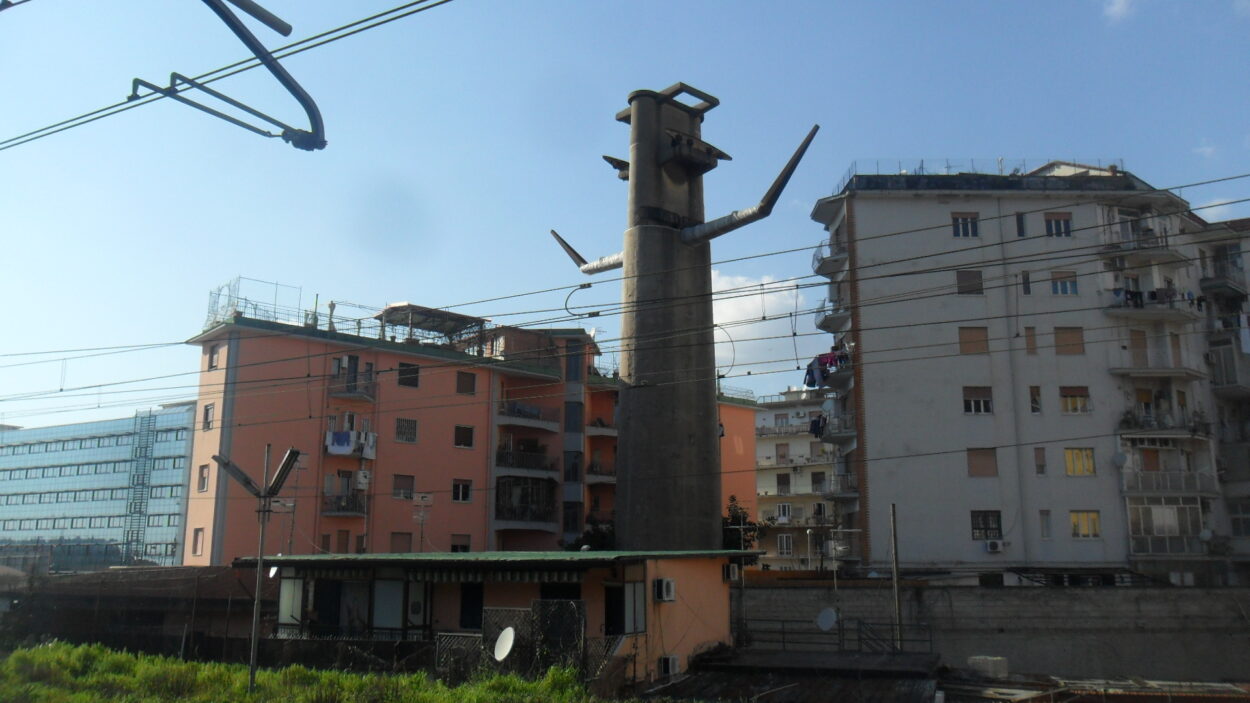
[497, 401, 559, 423]
[814, 298, 851, 332]
[1122, 470, 1218, 494]
[812, 240, 850, 277]
[495, 450, 558, 472]
[328, 374, 376, 401]
[586, 461, 616, 477]
[823, 473, 859, 496]
[495, 503, 558, 523]
[756, 424, 808, 437]
[1130, 535, 1206, 556]
[1119, 411, 1211, 436]
[322, 493, 368, 516]
[759, 453, 837, 469]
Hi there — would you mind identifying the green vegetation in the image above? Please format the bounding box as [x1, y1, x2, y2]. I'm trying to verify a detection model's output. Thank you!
[0, 642, 639, 703]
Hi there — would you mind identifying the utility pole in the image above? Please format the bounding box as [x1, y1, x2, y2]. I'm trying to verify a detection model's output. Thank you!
[213, 446, 301, 693]
[552, 84, 817, 550]
[890, 503, 902, 650]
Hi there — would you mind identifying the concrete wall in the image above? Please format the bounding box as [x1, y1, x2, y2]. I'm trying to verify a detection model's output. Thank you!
[735, 584, 1250, 681]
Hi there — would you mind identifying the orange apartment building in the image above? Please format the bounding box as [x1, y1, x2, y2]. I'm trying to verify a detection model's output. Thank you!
[183, 290, 757, 565]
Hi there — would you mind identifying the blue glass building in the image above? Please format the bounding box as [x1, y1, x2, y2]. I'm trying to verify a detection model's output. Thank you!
[0, 402, 195, 572]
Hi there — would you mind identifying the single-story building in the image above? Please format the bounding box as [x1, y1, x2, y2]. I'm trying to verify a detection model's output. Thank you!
[236, 550, 750, 683]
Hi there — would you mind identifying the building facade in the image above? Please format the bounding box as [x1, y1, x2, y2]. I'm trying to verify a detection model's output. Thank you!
[0, 403, 195, 571]
[752, 388, 849, 570]
[184, 284, 757, 566]
[809, 162, 1245, 585]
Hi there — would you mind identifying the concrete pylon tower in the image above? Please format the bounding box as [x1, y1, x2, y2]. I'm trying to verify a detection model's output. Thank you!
[553, 83, 817, 550]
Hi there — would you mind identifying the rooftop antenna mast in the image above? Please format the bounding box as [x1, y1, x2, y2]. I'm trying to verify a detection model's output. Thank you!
[128, 0, 326, 151]
[552, 83, 817, 549]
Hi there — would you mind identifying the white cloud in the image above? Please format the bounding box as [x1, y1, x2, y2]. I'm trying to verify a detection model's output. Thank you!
[1196, 198, 1234, 223]
[710, 269, 826, 377]
[1103, 0, 1134, 21]
[1193, 142, 1217, 159]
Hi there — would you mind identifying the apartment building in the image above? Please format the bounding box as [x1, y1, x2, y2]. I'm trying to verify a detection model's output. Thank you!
[0, 403, 195, 571]
[184, 282, 758, 565]
[752, 388, 849, 570]
[809, 161, 1245, 585]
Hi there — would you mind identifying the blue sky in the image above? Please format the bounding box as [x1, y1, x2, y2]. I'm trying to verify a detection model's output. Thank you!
[1, 0, 1248, 427]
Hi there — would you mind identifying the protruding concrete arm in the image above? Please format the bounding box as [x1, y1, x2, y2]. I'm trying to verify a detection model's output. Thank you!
[680, 124, 819, 246]
[550, 230, 625, 275]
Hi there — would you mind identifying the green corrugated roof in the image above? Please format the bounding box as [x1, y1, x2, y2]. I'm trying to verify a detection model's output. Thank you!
[236, 549, 757, 568]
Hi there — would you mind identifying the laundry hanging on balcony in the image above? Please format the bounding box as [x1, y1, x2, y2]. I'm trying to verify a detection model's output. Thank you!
[809, 414, 827, 437]
[328, 431, 354, 455]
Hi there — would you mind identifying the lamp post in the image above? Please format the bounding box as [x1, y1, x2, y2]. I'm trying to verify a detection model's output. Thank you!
[213, 445, 300, 693]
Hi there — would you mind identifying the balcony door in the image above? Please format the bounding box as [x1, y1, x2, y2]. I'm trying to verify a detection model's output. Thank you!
[1140, 448, 1161, 472]
[1129, 330, 1148, 367]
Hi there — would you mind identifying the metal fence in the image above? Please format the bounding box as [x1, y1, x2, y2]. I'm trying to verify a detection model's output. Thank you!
[740, 617, 932, 654]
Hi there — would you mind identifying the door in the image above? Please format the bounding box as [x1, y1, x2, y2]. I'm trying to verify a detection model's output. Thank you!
[1136, 389, 1155, 419]
[1130, 330, 1148, 367]
[1170, 333, 1183, 368]
[1140, 448, 1161, 472]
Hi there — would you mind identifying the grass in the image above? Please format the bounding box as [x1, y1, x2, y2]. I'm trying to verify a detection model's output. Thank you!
[0, 642, 643, 703]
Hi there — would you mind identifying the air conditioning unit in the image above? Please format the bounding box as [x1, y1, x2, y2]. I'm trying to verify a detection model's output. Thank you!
[658, 655, 680, 677]
[984, 540, 1004, 554]
[722, 563, 741, 582]
[653, 578, 676, 602]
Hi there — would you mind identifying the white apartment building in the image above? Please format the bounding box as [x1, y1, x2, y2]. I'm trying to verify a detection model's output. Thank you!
[809, 161, 1246, 586]
[752, 388, 853, 571]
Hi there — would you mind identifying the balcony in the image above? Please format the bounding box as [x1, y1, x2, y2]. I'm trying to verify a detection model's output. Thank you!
[759, 453, 838, 470]
[1106, 352, 1206, 380]
[328, 373, 376, 401]
[812, 240, 849, 278]
[586, 461, 616, 485]
[494, 502, 559, 532]
[1210, 342, 1250, 399]
[1130, 535, 1206, 556]
[1118, 412, 1212, 441]
[1101, 229, 1187, 265]
[822, 414, 856, 443]
[822, 473, 859, 499]
[585, 418, 618, 437]
[324, 431, 378, 459]
[1104, 290, 1202, 323]
[1122, 470, 1220, 496]
[1200, 262, 1248, 299]
[756, 424, 808, 438]
[321, 493, 368, 517]
[814, 298, 851, 333]
[497, 401, 560, 432]
[495, 449, 558, 476]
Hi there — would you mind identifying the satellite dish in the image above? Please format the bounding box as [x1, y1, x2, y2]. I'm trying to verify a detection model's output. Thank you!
[1199, 528, 1214, 542]
[268, 553, 282, 578]
[815, 607, 838, 632]
[1112, 453, 1128, 469]
[493, 626, 515, 662]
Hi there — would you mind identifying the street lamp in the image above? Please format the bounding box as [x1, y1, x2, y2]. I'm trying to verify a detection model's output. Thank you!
[213, 445, 300, 693]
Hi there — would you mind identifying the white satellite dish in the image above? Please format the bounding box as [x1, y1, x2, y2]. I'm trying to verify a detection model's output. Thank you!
[268, 553, 282, 578]
[493, 626, 515, 662]
[815, 607, 838, 632]
[1112, 453, 1128, 469]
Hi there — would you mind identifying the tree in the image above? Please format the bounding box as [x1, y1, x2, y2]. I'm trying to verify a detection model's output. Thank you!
[722, 495, 768, 553]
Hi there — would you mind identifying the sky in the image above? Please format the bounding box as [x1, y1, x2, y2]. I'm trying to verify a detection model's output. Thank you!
[1, 0, 1248, 428]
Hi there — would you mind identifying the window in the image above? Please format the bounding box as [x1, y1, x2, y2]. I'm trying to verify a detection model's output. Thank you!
[1024, 327, 1037, 355]
[452, 479, 472, 503]
[390, 532, 413, 552]
[192, 528, 205, 556]
[197, 464, 210, 492]
[564, 401, 584, 433]
[1034, 447, 1046, 475]
[395, 418, 418, 443]
[454, 425, 474, 448]
[1054, 327, 1085, 355]
[1029, 386, 1041, 413]
[1040, 510, 1052, 539]
[958, 327, 989, 354]
[971, 511, 1003, 540]
[1045, 212, 1073, 237]
[147, 515, 164, 527]
[774, 413, 790, 427]
[956, 270, 984, 295]
[1021, 271, 1031, 295]
[776, 503, 792, 522]
[336, 530, 350, 554]
[397, 363, 420, 388]
[1050, 271, 1079, 295]
[208, 344, 221, 369]
[966, 448, 998, 477]
[202, 403, 215, 431]
[1230, 502, 1250, 537]
[1059, 386, 1091, 414]
[1070, 511, 1101, 539]
[319, 534, 331, 553]
[952, 212, 979, 238]
[392, 474, 414, 499]
[776, 473, 791, 495]
[1015, 212, 1026, 238]
[1064, 448, 1096, 476]
[563, 501, 581, 534]
[456, 371, 476, 395]
[777, 533, 793, 556]
[963, 387, 993, 414]
[451, 534, 471, 553]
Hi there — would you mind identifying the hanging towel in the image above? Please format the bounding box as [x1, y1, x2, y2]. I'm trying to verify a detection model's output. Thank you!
[328, 431, 354, 455]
